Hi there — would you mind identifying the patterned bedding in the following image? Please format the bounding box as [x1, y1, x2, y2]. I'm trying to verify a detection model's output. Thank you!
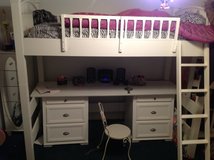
[24, 23, 171, 39]
[24, 8, 214, 43]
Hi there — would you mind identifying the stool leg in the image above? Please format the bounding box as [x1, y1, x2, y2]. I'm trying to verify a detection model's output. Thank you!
[102, 136, 110, 160]
[97, 131, 105, 149]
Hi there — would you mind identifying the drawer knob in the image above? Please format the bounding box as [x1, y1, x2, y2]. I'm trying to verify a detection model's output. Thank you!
[63, 113, 69, 117]
[150, 128, 156, 132]
[151, 111, 157, 114]
[63, 132, 70, 136]
[64, 99, 67, 102]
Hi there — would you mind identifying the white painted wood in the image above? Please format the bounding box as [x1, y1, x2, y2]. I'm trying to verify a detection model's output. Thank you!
[31, 81, 176, 98]
[10, 1, 37, 160]
[131, 96, 174, 141]
[182, 95, 203, 114]
[22, 39, 204, 57]
[32, 111, 41, 141]
[134, 120, 172, 139]
[177, 41, 210, 160]
[203, 44, 211, 160]
[42, 97, 88, 146]
[176, 41, 183, 160]
[29, 97, 38, 117]
[46, 123, 87, 144]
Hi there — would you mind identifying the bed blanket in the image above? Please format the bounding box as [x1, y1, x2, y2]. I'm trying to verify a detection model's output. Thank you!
[26, 8, 214, 43]
[71, 8, 214, 43]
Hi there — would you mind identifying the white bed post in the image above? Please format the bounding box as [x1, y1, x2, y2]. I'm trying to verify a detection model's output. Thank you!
[203, 44, 211, 160]
[176, 41, 182, 160]
[10, 0, 36, 160]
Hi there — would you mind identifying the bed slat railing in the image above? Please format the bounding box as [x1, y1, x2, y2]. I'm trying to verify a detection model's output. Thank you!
[60, 15, 180, 52]
[61, 14, 66, 52]
[120, 16, 180, 40]
[61, 14, 121, 52]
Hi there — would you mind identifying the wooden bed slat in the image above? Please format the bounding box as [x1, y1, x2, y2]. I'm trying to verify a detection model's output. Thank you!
[32, 111, 41, 141]
[182, 120, 191, 138]
[30, 97, 38, 117]
[182, 95, 203, 114]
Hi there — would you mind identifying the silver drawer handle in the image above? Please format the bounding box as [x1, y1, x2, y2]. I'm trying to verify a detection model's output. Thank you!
[63, 113, 69, 117]
[63, 132, 70, 136]
[151, 111, 157, 114]
[150, 128, 156, 132]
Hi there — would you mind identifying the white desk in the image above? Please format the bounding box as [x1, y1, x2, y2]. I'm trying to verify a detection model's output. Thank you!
[31, 81, 176, 97]
[31, 81, 176, 145]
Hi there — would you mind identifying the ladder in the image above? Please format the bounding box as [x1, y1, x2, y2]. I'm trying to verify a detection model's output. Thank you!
[176, 42, 210, 160]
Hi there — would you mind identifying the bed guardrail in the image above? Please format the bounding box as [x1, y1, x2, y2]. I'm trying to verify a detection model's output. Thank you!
[119, 16, 180, 53]
[61, 14, 121, 52]
[60, 14, 180, 53]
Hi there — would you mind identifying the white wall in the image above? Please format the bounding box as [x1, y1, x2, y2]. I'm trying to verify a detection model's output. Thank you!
[43, 57, 173, 81]
[0, 0, 10, 6]
[39, 0, 206, 15]
[0, 0, 207, 9]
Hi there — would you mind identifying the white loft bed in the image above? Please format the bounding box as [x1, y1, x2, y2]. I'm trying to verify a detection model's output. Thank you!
[11, 1, 212, 57]
[10, 0, 211, 160]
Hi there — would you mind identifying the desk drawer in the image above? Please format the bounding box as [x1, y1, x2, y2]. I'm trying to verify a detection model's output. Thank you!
[135, 96, 173, 102]
[46, 123, 87, 143]
[46, 104, 86, 124]
[136, 101, 172, 120]
[45, 97, 87, 105]
[135, 120, 171, 138]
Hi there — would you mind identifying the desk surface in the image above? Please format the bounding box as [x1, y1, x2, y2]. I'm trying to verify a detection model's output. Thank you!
[31, 81, 176, 98]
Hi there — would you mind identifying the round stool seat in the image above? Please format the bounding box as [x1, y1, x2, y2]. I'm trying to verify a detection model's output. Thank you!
[105, 124, 131, 140]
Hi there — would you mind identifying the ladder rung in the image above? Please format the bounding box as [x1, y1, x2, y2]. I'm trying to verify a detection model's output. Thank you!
[181, 63, 207, 67]
[181, 114, 208, 119]
[182, 139, 208, 145]
[181, 89, 207, 93]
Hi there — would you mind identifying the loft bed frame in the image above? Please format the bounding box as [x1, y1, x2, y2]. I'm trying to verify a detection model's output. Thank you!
[11, 1, 207, 57]
[10, 0, 211, 160]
